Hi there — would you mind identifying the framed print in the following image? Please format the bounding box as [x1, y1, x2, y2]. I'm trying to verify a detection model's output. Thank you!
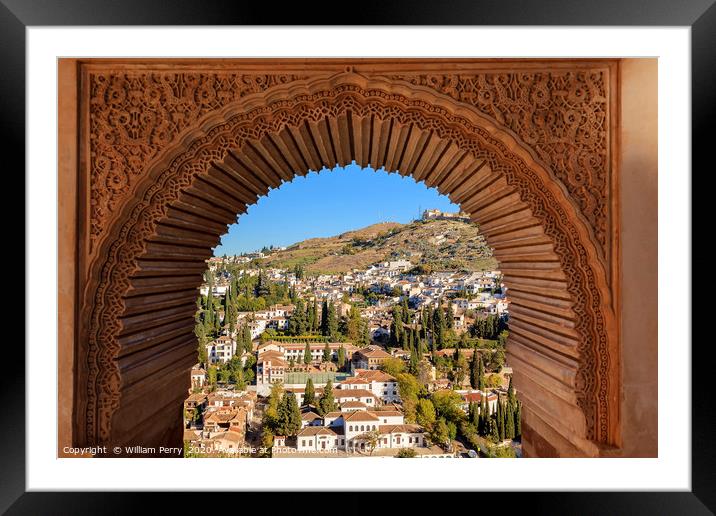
[5, 0, 710, 512]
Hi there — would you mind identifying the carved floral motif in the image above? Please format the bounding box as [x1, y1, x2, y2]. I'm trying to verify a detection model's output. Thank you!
[87, 68, 612, 265]
[84, 79, 612, 445]
[88, 72, 308, 249]
[389, 71, 610, 257]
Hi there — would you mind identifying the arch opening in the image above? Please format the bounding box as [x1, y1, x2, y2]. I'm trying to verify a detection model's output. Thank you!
[77, 72, 618, 457]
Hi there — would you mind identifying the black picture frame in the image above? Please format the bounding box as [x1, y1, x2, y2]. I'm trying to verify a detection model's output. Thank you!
[4, 0, 710, 512]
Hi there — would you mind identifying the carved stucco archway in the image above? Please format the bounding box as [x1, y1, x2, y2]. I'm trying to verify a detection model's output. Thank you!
[72, 60, 621, 457]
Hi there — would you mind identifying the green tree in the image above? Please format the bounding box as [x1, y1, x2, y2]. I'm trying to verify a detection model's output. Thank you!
[380, 357, 406, 377]
[327, 302, 338, 340]
[430, 418, 450, 448]
[431, 389, 464, 423]
[416, 398, 437, 429]
[505, 401, 515, 440]
[470, 350, 480, 389]
[433, 302, 446, 349]
[288, 298, 307, 336]
[361, 319, 371, 347]
[318, 380, 337, 415]
[337, 344, 346, 370]
[497, 400, 505, 440]
[277, 392, 302, 436]
[454, 348, 468, 386]
[395, 372, 420, 423]
[294, 263, 305, 280]
[303, 342, 312, 365]
[231, 360, 246, 389]
[478, 355, 486, 391]
[195, 322, 208, 366]
[308, 299, 318, 332]
[260, 427, 274, 454]
[489, 416, 500, 443]
[218, 367, 231, 384]
[445, 302, 455, 330]
[363, 428, 382, 456]
[263, 382, 284, 432]
[323, 341, 331, 362]
[304, 378, 315, 406]
[390, 305, 403, 348]
[409, 345, 419, 375]
[254, 269, 270, 298]
[346, 305, 363, 343]
[242, 324, 253, 354]
[207, 366, 218, 391]
[446, 420, 457, 442]
[320, 300, 329, 335]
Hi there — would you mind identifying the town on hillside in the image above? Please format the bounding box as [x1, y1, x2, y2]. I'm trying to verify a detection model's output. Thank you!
[183, 210, 522, 458]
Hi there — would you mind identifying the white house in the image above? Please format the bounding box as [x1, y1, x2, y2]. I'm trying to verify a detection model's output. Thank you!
[206, 336, 236, 365]
[296, 426, 344, 452]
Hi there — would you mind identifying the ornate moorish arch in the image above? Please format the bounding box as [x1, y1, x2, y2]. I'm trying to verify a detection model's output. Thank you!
[71, 60, 621, 457]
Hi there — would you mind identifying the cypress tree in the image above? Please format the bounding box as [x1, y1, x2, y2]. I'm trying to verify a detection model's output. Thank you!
[323, 341, 331, 362]
[505, 401, 515, 440]
[361, 319, 371, 347]
[304, 378, 315, 406]
[421, 307, 429, 340]
[391, 305, 403, 348]
[479, 398, 488, 436]
[433, 303, 445, 349]
[309, 299, 318, 332]
[445, 301, 454, 330]
[320, 300, 329, 336]
[490, 416, 500, 443]
[478, 355, 486, 391]
[303, 342, 311, 364]
[401, 298, 411, 324]
[289, 299, 306, 336]
[327, 301, 338, 341]
[409, 344, 419, 374]
[337, 344, 346, 369]
[401, 329, 409, 350]
[318, 380, 337, 415]
[205, 278, 214, 334]
[469, 350, 479, 389]
[234, 363, 246, 390]
[243, 325, 253, 354]
[497, 400, 505, 440]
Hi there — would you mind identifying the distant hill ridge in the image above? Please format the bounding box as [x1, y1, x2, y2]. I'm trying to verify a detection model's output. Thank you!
[259, 218, 497, 275]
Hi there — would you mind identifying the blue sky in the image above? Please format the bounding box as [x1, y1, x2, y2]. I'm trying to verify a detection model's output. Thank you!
[213, 164, 461, 256]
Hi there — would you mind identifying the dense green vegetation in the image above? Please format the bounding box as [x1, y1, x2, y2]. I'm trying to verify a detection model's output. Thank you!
[379, 323, 520, 456]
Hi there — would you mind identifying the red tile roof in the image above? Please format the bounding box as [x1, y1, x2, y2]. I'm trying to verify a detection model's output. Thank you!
[343, 410, 380, 422]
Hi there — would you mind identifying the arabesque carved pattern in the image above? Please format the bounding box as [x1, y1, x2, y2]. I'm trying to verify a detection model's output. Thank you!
[87, 68, 611, 264]
[389, 72, 610, 256]
[88, 72, 308, 250]
[85, 81, 610, 445]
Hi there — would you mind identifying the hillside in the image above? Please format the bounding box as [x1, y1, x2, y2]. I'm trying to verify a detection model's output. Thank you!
[259, 218, 497, 275]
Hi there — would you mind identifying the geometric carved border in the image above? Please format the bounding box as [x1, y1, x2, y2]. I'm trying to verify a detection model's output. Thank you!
[79, 71, 618, 452]
[86, 63, 614, 274]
